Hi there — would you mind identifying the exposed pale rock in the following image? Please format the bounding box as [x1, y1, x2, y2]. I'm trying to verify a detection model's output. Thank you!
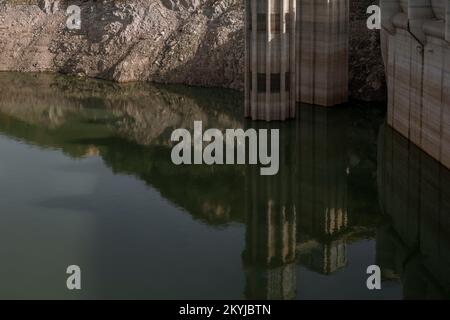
[0, 0, 244, 90]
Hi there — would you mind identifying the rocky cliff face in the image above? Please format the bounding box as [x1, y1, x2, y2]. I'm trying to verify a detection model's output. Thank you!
[350, 0, 386, 101]
[0, 0, 385, 101]
[0, 0, 244, 89]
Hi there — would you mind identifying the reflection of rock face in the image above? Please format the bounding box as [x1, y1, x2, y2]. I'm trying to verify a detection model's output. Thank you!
[377, 123, 450, 298]
[0, 73, 81, 128]
[0, 72, 245, 227]
[0, 72, 388, 299]
[0, 73, 243, 146]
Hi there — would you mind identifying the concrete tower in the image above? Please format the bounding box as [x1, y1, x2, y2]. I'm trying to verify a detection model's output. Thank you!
[296, 0, 349, 106]
[245, 0, 349, 121]
[245, 0, 297, 121]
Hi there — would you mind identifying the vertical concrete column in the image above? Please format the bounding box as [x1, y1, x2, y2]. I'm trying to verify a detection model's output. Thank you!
[252, 0, 258, 121]
[246, 0, 348, 119]
[244, 0, 251, 117]
[266, 0, 272, 120]
[380, 0, 403, 35]
[443, 1, 450, 168]
[296, 0, 349, 107]
[245, 0, 297, 121]
[289, 0, 297, 117]
[280, 0, 287, 120]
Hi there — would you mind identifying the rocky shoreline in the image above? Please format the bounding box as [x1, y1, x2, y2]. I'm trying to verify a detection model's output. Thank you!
[0, 0, 385, 101]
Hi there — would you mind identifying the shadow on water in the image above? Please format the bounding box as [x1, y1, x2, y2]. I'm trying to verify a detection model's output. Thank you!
[0, 72, 448, 299]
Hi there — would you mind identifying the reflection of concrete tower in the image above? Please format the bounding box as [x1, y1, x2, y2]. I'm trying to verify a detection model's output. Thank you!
[245, 0, 349, 121]
[243, 197, 297, 266]
[377, 123, 450, 298]
[242, 186, 298, 299]
[242, 121, 298, 299]
[242, 203, 297, 300]
[242, 106, 351, 298]
[297, 239, 347, 274]
[295, 105, 349, 274]
[245, 0, 297, 121]
[242, 180, 297, 299]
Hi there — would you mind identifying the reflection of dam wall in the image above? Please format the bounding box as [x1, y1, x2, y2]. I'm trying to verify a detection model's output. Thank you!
[0, 73, 243, 146]
[245, 0, 349, 121]
[376, 225, 447, 298]
[377, 123, 450, 298]
[243, 106, 349, 298]
[381, 0, 450, 170]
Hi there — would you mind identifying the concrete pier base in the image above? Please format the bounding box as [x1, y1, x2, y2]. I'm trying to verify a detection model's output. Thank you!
[245, 0, 349, 121]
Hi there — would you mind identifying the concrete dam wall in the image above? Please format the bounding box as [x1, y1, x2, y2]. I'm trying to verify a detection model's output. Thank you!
[381, 0, 450, 170]
[245, 0, 349, 121]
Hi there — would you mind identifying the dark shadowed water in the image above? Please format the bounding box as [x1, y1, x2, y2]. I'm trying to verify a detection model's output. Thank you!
[0, 72, 448, 299]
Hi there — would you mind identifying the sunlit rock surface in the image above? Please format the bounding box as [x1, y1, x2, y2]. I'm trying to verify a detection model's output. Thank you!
[0, 0, 244, 90]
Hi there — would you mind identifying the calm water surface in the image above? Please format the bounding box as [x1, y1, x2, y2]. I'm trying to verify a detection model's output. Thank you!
[0, 72, 448, 299]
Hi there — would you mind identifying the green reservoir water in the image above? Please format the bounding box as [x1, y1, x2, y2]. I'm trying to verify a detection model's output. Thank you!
[0, 72, 449, 299]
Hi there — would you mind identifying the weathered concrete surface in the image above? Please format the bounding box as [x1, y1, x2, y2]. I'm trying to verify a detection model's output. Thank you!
[0, 0, 386, 100]
[381, 0, 450, 170]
